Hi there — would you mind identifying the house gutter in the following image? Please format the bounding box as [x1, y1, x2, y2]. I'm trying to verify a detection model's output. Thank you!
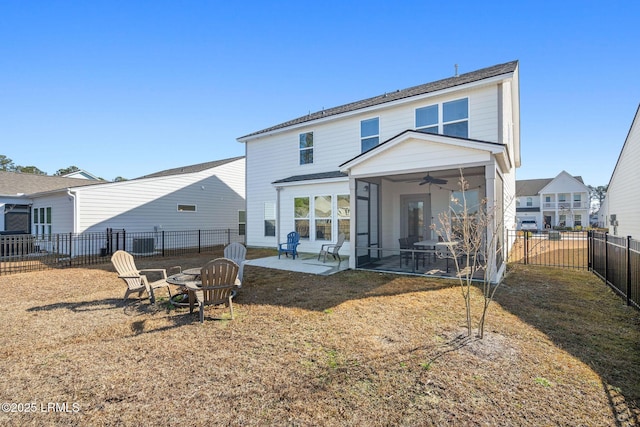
[275, 186, 283, 245]
[67, 189, 78, 233]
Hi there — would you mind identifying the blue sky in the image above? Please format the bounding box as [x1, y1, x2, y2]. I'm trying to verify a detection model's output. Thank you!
[1, 1, 638, 186]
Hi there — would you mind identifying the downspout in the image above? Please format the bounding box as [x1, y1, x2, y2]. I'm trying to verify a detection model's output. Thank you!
[67, 189, 78, 234]
[275, 186, 283, 245]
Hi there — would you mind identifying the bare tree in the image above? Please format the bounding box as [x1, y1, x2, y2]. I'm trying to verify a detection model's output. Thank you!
[433, 171, 508, 339]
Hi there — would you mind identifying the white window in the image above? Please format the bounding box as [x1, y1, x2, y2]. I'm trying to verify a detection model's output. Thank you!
[177, 204, 196, 212]
[416, 97, 468, 138]
[315, 195, 332, 241]
[264, 202, 276, 236]
[33, 207, 52, 238]
[360, 118, 379, 152]
[526, 197, 533, 207]
[299, 132, 313, 165]
[574, 214, 582, 227]
[337, 195, 350, 240]
[238, 210, 246, 236]
[294, 197, 310, 239]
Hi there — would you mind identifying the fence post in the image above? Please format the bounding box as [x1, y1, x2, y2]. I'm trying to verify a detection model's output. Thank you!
[162, 230, 165, 257]
[122, 230, 126, 252]
[523, 232, 529, 265]
[68, 233, 73, 266]
[627, 236, 632, 306]
[604, 232, 609, 286]
[587, 230, 592, 271]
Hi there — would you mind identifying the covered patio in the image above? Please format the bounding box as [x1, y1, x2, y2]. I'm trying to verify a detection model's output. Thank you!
[339, 130, 510, 283]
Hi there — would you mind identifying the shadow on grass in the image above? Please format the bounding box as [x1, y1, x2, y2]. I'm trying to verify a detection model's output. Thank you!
[495, 265, 640, 425]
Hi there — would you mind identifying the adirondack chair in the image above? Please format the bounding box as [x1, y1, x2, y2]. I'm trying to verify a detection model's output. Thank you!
[278, 231, 300, 259]
[188, 258, 239, 323]
[318, 232, 346, 263]
[111, 250, 172, 304]
[224, 242, 247, 285]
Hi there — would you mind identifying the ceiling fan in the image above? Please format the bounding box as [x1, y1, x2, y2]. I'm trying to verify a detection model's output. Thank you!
[418, 173, 448, 186]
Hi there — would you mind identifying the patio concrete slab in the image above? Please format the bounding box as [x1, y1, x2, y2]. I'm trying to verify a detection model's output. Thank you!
[245, 253, 349, 275]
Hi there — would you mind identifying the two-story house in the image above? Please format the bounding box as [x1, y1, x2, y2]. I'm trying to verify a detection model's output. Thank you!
[515, 171, 590, 230]
[238, 61, 520, 282]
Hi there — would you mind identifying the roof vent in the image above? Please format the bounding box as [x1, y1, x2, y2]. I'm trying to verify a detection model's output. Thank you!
[454, 64, 459, 77]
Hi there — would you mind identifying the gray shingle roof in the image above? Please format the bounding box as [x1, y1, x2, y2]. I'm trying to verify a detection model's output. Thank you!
[238, 60, 519, 140]
[516, 175, 584, 196]
[0, 171, 102, 196]
[272, 171, 347, 184]
[134, 156, 245, 179]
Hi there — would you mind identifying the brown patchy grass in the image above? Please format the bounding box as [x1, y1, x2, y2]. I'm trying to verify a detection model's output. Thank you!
[0, 250, 638, 426]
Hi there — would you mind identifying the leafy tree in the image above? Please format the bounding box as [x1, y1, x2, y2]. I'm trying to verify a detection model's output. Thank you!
[0, 155, 16, 171]
[54, 166, 80, 176]
[15, 165, 46, 175]
[587, 185, 608, 213]
[114, 176, 128, 182]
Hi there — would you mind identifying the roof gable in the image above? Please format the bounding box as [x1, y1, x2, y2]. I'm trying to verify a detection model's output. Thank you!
[238, 60, 519, 141]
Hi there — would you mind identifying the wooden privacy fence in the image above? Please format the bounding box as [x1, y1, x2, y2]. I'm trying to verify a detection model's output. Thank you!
[0, 228, 245, 275]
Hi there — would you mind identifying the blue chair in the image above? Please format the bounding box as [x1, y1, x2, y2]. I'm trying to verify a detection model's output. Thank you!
[278, 231, 300, 259]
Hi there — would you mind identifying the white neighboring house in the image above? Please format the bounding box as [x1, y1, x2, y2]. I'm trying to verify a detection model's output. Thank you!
[515, 171, 591, 231]
[238, 61, 521, 282]
[1, 157, 246, 250]
[600, 104, 640, 238]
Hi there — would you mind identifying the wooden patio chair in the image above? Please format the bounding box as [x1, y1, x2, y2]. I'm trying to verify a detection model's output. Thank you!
[189, 258, 239, 323]
[224, 242, 247, 286]
[111, 250, 172, 304]
[278, 231, 300, 259]
[318, 232, 346, 263]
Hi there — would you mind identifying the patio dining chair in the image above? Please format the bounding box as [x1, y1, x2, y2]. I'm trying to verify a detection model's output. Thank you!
[111, 250, 172, 304]
[189, 258, 239, 323]
[318, 232, 346, 263]
[278, 231, 300, 259]
[224, 242, 247, 285]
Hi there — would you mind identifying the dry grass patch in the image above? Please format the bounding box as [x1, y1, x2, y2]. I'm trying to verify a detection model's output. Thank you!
[0, 252, 638, 426]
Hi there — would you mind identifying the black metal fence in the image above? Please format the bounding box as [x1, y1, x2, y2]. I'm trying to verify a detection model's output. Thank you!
[0, 228, 245, 275]
[506, 229, 639, 310]
[506, 230, 589, 270]
[589, 231, 640, 310]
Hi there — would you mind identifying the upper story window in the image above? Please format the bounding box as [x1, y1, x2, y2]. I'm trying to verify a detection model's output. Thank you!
[415, 97, 469, 138]
[299, 132, 313, 165]
[416, 105, 438, 134]
[443, 98, 468, 137]
[526, 197, 533, 207]
[360, 118, 379, 152]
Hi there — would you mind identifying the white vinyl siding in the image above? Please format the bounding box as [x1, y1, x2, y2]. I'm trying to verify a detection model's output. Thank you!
[72, 158, 245, 234]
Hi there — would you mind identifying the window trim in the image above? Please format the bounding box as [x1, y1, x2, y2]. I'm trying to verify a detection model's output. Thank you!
[360, 117, 380, 152]
[177, 204, 197, 212]
[299, 132, 314, 165]
[415, 97, 469, 138]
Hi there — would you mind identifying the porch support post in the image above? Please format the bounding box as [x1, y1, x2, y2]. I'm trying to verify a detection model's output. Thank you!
[485, 165, 498, 282]
[348, 176, 357, 270]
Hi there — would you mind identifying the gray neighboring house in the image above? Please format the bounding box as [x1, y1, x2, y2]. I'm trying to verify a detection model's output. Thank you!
[599, 104, 640, 238]
[0, 157, 246, 243]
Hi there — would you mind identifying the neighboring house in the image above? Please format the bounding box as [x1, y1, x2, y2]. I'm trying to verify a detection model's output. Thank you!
[0, 171, 100, 234]
[515, 171, 590, 231]
[1, 156, 246, 242]
[238, 61, 520, 282]
[62, 169, 102, 180]
[600, 104, 640, 238]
